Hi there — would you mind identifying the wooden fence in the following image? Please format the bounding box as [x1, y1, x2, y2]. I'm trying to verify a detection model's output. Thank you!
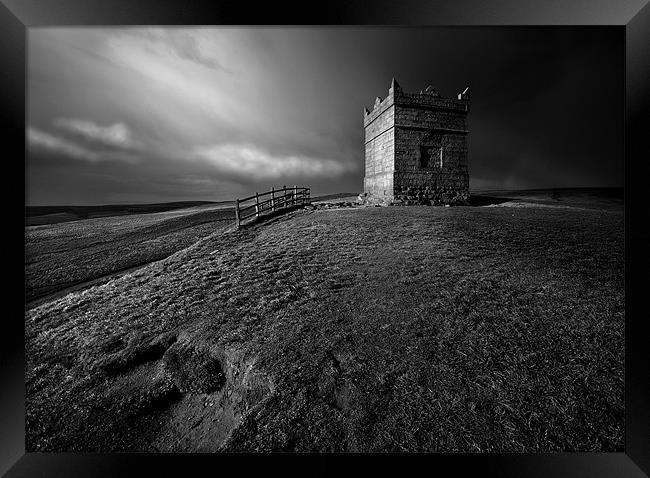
[235, 185, 311, 227]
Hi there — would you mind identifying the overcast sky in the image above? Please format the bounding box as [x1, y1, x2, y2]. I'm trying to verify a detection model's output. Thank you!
[27, 27, 623, 205]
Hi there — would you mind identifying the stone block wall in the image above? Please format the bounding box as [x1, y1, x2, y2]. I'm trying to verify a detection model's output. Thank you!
[363, 90, 395, 201]
[394, 130, 469, 205]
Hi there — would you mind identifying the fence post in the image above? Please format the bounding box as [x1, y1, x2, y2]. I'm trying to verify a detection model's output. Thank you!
[255, 192, 260, 218]
[235, 198, 240, 227]
[293, 185, 297, 205]
[271, 186, 275, 212]
[283, 185, 286, 209]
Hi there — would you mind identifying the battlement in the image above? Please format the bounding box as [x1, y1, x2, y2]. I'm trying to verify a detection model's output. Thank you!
[363, 90, 395, 127]
[364, 78, 469, 127]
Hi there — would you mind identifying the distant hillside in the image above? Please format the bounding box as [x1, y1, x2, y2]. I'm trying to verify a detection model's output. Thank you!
[25, 201, 228, 226]
[25, 204, 235, 304]
[311, 192, 359, 202]
[470, 187, 623, 210]
[471, 187, 622, 197]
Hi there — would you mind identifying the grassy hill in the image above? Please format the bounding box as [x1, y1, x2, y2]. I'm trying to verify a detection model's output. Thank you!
[25, 198, 624, 452]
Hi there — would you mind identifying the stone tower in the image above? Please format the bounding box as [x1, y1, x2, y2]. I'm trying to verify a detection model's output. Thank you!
[363, 78, 470, 205]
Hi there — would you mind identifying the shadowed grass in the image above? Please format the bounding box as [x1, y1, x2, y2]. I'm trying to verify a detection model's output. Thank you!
[25, 203, 623, 452]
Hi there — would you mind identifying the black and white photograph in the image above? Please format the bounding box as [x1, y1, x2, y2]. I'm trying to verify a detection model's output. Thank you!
[22, 25, 627, 453]
[4, 1, 648, 472]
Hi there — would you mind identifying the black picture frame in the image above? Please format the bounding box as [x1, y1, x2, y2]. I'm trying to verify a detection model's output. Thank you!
[4, 1, 649, 476]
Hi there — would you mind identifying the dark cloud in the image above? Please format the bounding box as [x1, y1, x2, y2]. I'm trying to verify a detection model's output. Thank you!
[27, 27, 623, 205]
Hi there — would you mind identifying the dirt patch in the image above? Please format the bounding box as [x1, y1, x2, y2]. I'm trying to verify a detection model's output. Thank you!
[97, 332, 178, 376]
[162, 341, 226, 394]
[148, 338, 275, 452]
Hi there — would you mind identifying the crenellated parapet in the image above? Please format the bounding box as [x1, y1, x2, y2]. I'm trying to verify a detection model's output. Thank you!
[363, 91, 395, 127]
[364, 78, 469, 128]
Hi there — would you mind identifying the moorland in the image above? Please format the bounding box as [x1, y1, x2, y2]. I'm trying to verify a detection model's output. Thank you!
[24, 188, 624, 452]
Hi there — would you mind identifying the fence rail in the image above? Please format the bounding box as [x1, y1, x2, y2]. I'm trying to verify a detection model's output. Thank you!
[235, 185, 310, 227]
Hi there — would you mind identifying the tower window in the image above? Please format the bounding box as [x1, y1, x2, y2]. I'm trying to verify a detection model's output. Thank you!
[420, 146, 443, 169]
